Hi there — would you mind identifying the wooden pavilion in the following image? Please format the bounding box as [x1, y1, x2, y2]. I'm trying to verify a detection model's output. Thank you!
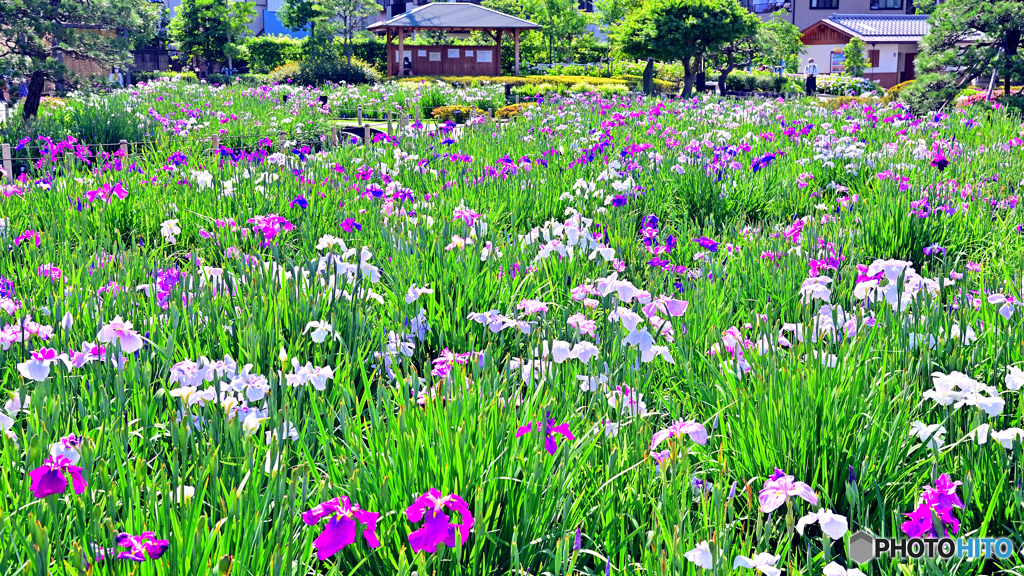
[366, 3, 541, 77]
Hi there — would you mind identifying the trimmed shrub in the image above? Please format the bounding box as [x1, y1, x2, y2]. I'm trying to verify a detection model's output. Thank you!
[495, 102, 536, 119]
[431, 105, 485, 123]
[268, 62, 301, 84]
[398, 75, 624, 87]
[205, 73, 234, 85]
[295, 55, 380, 86]
[246, 35, 304, 74]
[617, 75, 676, 93]
[883, 80, 914, 104]
[817, 95, 881, 110]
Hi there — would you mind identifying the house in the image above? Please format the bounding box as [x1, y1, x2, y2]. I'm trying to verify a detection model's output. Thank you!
[799, 14, 929, 88]
[741, 0, 917, 31]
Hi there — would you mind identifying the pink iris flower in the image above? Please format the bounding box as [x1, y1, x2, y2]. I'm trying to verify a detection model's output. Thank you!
[405, 489, 474, 553]
[759, 471, 818, 513]
[96, 316, 144, 354]
[650, 419, 708, 451]
[301, 496, 380, 560]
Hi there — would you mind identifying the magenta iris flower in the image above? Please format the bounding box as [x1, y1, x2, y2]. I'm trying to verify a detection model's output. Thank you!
[340, 218, 362, 233]
[302, 496, 380, 560]
[29, 455, 87, 498]
[14, 229, 41, 248]
[900, 474, 963, 538]
[405, 488, 474, 553]
[111, 532, 169, 561]
[516, 412, 575, 455]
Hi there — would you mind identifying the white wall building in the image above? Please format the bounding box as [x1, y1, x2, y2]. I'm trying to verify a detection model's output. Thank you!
[799, 14, 929, 88]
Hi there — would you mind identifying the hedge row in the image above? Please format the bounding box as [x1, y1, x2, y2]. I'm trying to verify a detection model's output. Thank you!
[395, 75, 630, 88]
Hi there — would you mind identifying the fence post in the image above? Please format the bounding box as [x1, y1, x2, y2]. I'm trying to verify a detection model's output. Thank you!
[279, 132, 287, 153]
[364, 126, 371, 147]
[488, 108, 493, 123]
[358, 105, 362, 126]
[212, 135, 220, 154]
[387, 110, 393, 137]
[1, 144, 11, 183]
[119, 140, 128, 156]
[330, 127, 339, 147]
[516, 94, 520, 104]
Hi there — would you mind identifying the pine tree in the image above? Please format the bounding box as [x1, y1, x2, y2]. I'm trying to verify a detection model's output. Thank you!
[0, 0, 159, 119]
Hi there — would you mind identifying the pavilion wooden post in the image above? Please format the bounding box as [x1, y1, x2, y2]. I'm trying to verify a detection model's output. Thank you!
[398, 27, 405, 78]
[514, 29, 521, 76]
[385, 29, 393, 77]
[495, 30, 503, 76]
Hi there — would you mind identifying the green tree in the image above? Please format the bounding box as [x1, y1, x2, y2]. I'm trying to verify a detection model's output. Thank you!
[844, 36, 867, 77]
[0, 0, 159, 119]
[594, 0, 641, 72]
[911, 0, 1024, 106]
[710, 24, 761, 94]
[483, 0, 560, 67]
[614, 0, 757, 96]
[333, 0, 382, 66]
[279, 0, 321, 40]
[169, 0, 255, 72]
[754, 12, 804, 73]
[536, 0, 591, 63]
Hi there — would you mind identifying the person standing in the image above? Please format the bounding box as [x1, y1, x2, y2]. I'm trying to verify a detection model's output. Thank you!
[804, 59, 818, 96]
[108, 67, 124, 88]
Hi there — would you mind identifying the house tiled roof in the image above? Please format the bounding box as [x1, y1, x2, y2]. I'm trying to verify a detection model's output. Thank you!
[824, 14, 931, 42]
[367, 3, 541, 31]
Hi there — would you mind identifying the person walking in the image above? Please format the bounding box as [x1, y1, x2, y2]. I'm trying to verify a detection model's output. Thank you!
[804, 59, 818, 96]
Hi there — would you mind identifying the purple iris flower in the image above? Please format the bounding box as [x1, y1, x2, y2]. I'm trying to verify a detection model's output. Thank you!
[692, 236, 718, 252]
[29, 455, 86, 499]
[301, 496, 380, 560]
[923, 243, 946, 256]
[405, 489, 474, 553]
[516, 412, 575, 455]
[341, 218, 362, 233]
[290, 195, 308, 210]
[930, 151, 949, 171]
[611, 195, 627, 207]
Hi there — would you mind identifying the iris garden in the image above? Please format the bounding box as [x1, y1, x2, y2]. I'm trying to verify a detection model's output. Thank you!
[1, 78, 1024, 575]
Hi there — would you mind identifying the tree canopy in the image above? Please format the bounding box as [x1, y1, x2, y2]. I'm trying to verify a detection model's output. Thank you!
[614, 0, 758, 95]
[0, 0, 159, 119]
[908, 0, 1024, 110]
[169, 0, 255, 70]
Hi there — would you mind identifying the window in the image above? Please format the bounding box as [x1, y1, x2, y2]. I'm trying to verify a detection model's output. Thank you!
[871, 0, 902, 9]
[810, 0, 839, 8]
[867, 50, 880, 67]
